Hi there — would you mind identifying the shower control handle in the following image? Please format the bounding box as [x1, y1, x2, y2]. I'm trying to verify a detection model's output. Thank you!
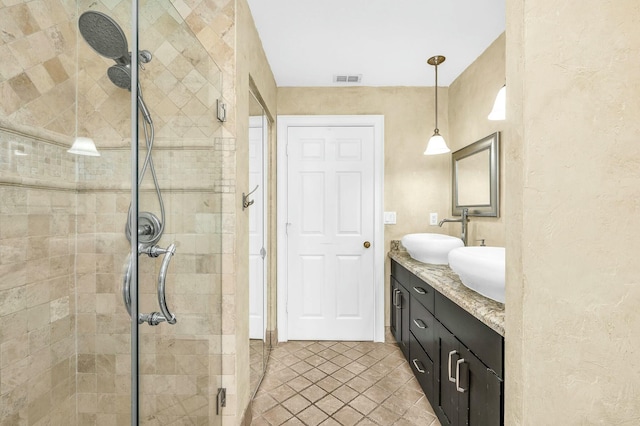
[139, 50, 152, 64]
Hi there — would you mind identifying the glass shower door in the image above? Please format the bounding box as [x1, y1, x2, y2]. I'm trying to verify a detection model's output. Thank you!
[76, 0, 223, 424]
[135, 0, 224, 424]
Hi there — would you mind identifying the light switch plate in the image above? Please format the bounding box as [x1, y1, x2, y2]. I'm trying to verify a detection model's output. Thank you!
[430, 212, 438, 226]
[384, 211, 397, 225]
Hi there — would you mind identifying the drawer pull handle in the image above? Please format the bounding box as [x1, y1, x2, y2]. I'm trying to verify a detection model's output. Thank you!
[456, 358, 467, 393]
[448, 350, 458, 383]
[413, 286, 427, 295]
[413, 319, 427, 329]
[412, 359, 425, 374]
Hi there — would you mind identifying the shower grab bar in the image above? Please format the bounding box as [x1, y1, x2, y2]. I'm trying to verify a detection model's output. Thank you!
[157, 243, 177, 324]
[122, 243, 177, 325]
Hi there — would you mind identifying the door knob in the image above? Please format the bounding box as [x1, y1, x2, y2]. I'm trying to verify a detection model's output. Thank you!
[363, 241, 371, 248]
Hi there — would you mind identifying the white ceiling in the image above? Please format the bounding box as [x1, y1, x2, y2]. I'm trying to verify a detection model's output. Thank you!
[246, 0, 505, 87]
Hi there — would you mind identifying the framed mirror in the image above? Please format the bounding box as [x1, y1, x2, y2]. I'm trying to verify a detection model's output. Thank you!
[452, 132, 500, 217]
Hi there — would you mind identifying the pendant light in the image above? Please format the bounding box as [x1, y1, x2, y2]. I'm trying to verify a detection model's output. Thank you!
[68, 136, 101, 156]
[488, 84, 506, 120]
[424, 55, 450, 155]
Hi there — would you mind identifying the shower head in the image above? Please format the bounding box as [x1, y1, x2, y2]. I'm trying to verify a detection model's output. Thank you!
[107, 64, 131, 90]
[78, 11, 129, 63]
[107, 65, 153, 124]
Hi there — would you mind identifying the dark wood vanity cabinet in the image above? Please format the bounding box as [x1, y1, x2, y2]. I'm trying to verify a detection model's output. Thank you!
[390, 259, 504, 426]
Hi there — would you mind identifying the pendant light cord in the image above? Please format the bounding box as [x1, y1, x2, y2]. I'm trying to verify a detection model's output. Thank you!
[434, 61, 439, 133]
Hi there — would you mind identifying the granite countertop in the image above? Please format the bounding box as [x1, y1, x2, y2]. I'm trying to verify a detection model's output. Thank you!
[389, 242, 505, 336]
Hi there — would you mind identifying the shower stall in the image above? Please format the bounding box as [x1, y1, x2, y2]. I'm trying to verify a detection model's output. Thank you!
[0, 0, 226, 424]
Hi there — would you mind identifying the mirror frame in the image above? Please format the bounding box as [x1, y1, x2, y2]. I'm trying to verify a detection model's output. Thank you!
[451, 131, 500, 217]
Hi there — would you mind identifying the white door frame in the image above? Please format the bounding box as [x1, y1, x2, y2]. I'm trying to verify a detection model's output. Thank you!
[277, 115, 385, 342]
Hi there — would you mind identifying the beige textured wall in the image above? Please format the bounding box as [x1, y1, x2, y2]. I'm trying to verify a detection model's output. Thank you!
[235, 0, 278, 422]
[278, 87, 450, 325]
[448, 33, 506, 246]
[506, 1, 640, 423]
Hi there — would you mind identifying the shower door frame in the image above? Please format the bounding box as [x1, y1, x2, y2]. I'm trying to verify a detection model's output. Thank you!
[129, 1, 141, 423]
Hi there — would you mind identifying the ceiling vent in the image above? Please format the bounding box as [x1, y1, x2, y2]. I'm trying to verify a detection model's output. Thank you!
[333, 74, 362, 84]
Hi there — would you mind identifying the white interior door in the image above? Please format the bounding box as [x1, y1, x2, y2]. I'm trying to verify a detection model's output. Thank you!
[249, 117, 265, 339]
[286, 125, 375, 340]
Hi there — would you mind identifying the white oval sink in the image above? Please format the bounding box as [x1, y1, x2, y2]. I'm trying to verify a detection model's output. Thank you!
[448, 247, 505, 303]
[401, 233, 464, 265]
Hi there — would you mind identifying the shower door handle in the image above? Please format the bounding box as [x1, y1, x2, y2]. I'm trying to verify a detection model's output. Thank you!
[122, 245, 178, 326]
[123, 254, 134, 317]
[122, 254, 149, 324]
[157, 243, 177, 324]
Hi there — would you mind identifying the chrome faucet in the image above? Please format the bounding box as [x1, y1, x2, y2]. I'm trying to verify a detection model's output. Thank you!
[438, 208, 469, 246]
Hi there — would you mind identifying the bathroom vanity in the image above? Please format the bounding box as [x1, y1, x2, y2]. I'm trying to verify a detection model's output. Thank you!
[389, 248, 505, 426]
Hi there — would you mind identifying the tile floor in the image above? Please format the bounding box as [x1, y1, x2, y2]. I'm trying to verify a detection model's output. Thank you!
[250, 337, 441, 425]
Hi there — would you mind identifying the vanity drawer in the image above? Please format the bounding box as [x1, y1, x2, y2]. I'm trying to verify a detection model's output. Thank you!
[391, 261, 435, 313]
[409, 332, 434, 402]
[410, 296, 436, 360]
[409, 277, 434, 314]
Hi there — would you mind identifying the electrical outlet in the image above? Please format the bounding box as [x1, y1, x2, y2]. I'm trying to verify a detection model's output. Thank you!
[429, 212, 438, 226]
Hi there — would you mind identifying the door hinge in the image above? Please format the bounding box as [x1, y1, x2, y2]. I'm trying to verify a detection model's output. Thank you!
[260, 247, 267, 259]
[216, 387, 226, 415]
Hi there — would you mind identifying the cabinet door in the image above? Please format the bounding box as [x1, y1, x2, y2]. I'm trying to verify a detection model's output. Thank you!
[390, 277, 398, 338]
[397, 283, 410, 359]
[437, 323, 503, 426]
[457, 346, 503, 426]
[436, 323, 459, 426]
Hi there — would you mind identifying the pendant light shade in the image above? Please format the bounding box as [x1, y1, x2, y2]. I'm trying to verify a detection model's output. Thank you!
[488, 85, 506, 121]
[424, 55, 450, 156]
[68, 137, 101, 156]
[424, 132, 450, 155]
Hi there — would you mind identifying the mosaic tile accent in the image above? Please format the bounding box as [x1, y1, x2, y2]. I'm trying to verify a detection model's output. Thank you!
[74, 146, 225, 192]
[0, 128, 76, 188]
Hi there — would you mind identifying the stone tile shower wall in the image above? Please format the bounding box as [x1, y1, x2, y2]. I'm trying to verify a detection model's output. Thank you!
[0, 0, 236, 425]
[0, 130, 78, 424]
[0, 0, 77, 137]
[0, 1, 79, 424]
